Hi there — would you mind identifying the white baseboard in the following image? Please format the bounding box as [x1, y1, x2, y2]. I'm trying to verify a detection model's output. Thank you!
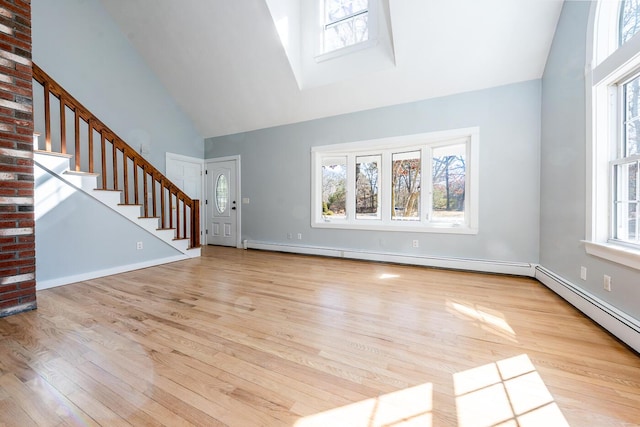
[246, 241, 536, 276]
[535, 266, 640, 353]
[36, 254, 188, 291]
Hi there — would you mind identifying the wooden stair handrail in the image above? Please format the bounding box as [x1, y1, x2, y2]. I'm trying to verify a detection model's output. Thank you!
[32, 63, 200, 249]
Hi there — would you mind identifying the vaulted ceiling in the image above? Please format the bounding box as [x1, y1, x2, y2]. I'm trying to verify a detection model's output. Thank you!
[99, 0, 564, 138]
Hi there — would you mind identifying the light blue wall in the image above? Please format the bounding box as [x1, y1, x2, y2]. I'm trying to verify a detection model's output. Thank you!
[31, 0, 204, 173]
[540, 1, 640, 320]
[206, 80, 541, 263]
[35, 168, 182, 284]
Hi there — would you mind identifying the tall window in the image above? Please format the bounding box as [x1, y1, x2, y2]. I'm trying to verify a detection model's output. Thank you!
[311, 129, 479, 234]
[613, 74, 640, 245]
[588, 0, 640, 267]
[322, 0, 369, 54]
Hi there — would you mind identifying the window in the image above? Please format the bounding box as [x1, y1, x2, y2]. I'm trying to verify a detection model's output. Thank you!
[587, 0, 640, 268]
[311, 128, 479, 234]
[322, 0, 369, 54]
[613, 74, 640, 245]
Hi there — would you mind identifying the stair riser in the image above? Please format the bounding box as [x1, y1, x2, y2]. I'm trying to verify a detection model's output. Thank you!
[62, 174, 98, 192]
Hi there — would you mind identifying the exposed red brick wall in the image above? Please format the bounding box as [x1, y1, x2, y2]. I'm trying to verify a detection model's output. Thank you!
[0, 0, 35, 317]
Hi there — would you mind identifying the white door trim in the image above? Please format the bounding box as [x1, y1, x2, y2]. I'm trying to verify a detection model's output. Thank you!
[205, 155, 242, 248]
[165, 152, 205, 245]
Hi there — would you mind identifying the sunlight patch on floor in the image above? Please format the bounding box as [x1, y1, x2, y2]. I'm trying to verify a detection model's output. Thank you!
[454, 354, 569, 427]
[294, 382, 433, 427]
[446, 300, 517, 342]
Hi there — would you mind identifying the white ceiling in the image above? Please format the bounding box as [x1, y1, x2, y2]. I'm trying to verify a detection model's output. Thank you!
[99, 0, 564, 139]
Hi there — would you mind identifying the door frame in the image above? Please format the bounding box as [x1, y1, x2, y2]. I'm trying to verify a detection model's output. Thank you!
[165, 152, 205, 246]
[205, 155, 242, 248]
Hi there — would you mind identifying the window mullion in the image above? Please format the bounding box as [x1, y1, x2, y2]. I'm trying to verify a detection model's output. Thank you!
[325, 9, 368, 29]
[346, 154, 356, 221]
[381, 151, 392, 223]
[423, 146, 432, 223]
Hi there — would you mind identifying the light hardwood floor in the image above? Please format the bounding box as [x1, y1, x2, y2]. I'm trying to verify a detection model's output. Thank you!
[0, 246, 639, 426]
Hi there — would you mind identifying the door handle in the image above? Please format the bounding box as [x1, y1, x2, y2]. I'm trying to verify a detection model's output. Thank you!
[231, 207, 236, 210]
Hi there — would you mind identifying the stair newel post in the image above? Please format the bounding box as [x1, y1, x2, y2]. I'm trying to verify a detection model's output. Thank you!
[100, 131, 107, 189]
[44, 81, 51, 151]
[143, 164, 149, 218]
[192, 199, 200, 248]
[60, 97, 66, 154]
[88, 119, 94, 173]
[123, 148, 129, 204]
[74, 109, 80, 171]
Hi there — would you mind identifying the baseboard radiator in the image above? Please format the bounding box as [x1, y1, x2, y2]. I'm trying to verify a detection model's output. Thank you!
[535, 266, 640, 353]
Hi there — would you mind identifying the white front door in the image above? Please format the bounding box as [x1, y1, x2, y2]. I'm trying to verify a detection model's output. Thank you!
[206, 159, 238, 247]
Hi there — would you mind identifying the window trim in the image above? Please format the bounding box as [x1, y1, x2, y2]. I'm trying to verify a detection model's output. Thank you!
[311, 128, 479, 234]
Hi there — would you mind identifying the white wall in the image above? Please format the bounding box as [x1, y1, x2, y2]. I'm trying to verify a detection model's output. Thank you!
[34, 164, 183, 288]
[31, 0, 204, 173]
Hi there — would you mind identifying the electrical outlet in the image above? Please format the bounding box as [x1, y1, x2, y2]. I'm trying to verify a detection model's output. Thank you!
[603, 275, 612, 291]
[580, 266, 587, 281]
[297, 233, 302, 240]
[412, 240, 419, 248]
[136, 241, 143, 250]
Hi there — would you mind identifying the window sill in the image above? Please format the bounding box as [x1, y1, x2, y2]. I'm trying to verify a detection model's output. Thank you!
[314, 38, 377, 63]
[312, 221, 478, 235]
[583, 240, 640, 271]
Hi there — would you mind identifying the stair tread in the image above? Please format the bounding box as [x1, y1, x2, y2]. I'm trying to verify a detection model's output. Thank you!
[117, 203, 142, 206]
[34, 150, 73, 159]
[139, 216, 159, 219]
[94, 189, 121, 192]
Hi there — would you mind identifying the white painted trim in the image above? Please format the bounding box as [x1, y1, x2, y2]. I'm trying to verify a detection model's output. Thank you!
[204, 155, 242, 248]
[245, 240, 535, 276]
[583, 240, 640, 271]
[535, 265, 640, 353]
[36, 254, 188, 291]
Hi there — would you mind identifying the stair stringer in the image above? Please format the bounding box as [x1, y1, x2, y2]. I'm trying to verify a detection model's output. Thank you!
[34, 151, 201, 258]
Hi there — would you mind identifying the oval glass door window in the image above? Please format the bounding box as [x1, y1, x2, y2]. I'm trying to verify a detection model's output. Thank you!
[215, 174, 228, 214]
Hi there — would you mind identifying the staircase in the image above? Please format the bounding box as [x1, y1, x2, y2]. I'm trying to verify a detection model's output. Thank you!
[34, 150, 199, 256]
[32, 63, 201, 259]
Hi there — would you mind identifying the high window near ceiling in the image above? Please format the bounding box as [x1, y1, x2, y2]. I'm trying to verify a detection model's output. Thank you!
[322, 0, 369, 54]
[264, 0, 394, 89]
[587, 0, 640, 268]
[311, 128, 479, 234]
